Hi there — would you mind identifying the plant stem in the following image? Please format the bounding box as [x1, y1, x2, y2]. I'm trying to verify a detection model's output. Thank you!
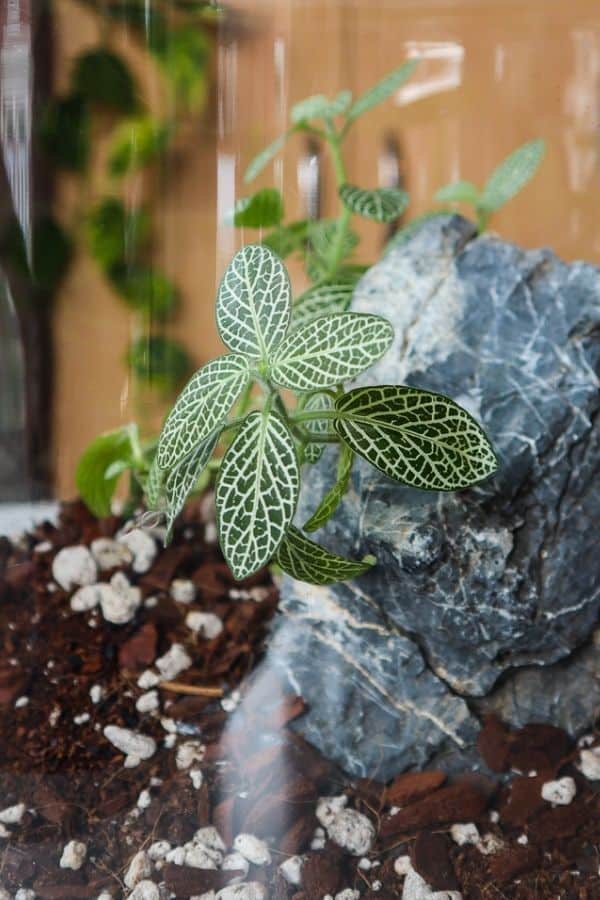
[311, 126, 353, 285]
[290, 408, 339, 426]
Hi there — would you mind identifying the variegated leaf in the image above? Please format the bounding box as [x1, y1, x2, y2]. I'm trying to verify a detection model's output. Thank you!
[276, 526, 375, 585]
[303, 442, 324, 464]
[262, 220, 309, 258]
[303, 392, 336, 437]
[165, 432, 220, 538]
[216, 411, 299, 580]
[292, 282, 354, 329]
[216, 244, 291, 361]
[156, 353, 249, 469]
[304, 444, 354, 531]
[271, 313, 394, 392]
[291, 90, 352, 124]
[145, 454, 165, 509]
[339, 184, 408, 223]
[347, 60, 418, 122]
[334, 386, 498, 491]
[481, 139, 545, 212]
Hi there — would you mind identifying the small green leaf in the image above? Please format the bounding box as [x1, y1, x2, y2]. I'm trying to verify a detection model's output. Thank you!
[303, 442, 324, 463]
[276, 526, 375, 585]
[86, 199, 150, 271]
[292, 282, 355, 329]
[216, 410, 299, 580]
[157, 353, 250, 469]
[145, 454, 165, 509]
[339, 184, 408, 223]
[72, 49, 138, 112]
[261, 220, 309, 258]
[76, 426, 136, 517]
[40, 94, 89, 172]
[231, 188, 284, 228]
[480, 139, 546, 213]
[217, 244, 291, 360]
[347, 60, 418, 122]
[244, 129, 293, 184]
[303, 392, 336, 440]
[156, 26, 210, 111]
[109, 265, 178, 320]
[271, 312, 393, 392]
[306, 219, 359, 282]
[291, 89, 352, 124]
[304, 444, 354, 531]
[108, 116, 170, 176]
[126, 335, 192, 395]
[434, 180, 480, 206]
[165, 431, 220, 537]
[334, 386, 498, 491]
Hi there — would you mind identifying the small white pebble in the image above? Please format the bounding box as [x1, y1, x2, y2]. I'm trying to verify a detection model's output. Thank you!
[578, 734, 595, 748]
[164, 734, 177, 749]
[49, 704, 61, 726]
[96, 893, 113, 900]
[71, 583, 109, 613]
[144, 595, 159, 609]
[15, 891, 36, 900]
[156, 643, 192, 681]
[100, 572, 142, 624]
[223, 851, 250, 882]
[185, 845, 220, 869]
[205, 522, 217, 544]
[148, 841, 171, 861]
[326, 807, 375, 856]
[233, 833, 272, 866]
[125, 850, 152, 888]
[450, 823, 480, 846]
[186, 611, 223, 639]
[137, 789, 152, 810]
[136, 690, 159, 714]
[34, 540, 53, 553]
[166, 846, 186, 865]
[103, 725, 156, 767]
[517, 834, 528, 845]
[137, 669, 160, 690]
[15, 695, 29, 708]
[215, 885, 266, 900]
[60, 839, 87, 870]
[477, 832, 504, 855]
[541, 776, 577, 806]
[117, 529, 157, 574]
[128, 881, 160, 900]
[489, 810, 500, 823]
[579, 746, 600, 780]
[193, 827, 227, 854]
[394, 854, 412, 876]
[221, 689, 241, 713]
[316, 795, 348, 828]
[170, 579, 196, 604]
[371, 883, 382, 893]
[52, 545, 97, 590]
[91, 537, 132, 571]
[310, 826, 326, 850]
[189, 769, 204, 790]
[358, 858, 372, 870]
[74, 713, 90, 725]
[161, 717, 177, 733]
[90, 684, 104, 704]
[0, 802, 26, 824]
[279, 855, 303, 885]
[335, 892, 360, 900]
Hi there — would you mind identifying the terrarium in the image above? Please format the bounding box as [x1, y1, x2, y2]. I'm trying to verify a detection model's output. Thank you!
[1, 2, 599, 899]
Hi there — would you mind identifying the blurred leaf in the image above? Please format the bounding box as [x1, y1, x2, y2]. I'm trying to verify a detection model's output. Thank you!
[109, 265, 178, 319]
[100, 1, 168, 54]
[339, 184, 409, 223]
[72, 48, 138, 112]
[40, 94, 89, 171]
[385, 210, 453, 253]
[480, 139, 546, 213]
[347, 60, 418, 122]
[305, 219, 359, 281]
[262, 220, 309, 258]
[76, 425, 137, 517]
[126, 335, 193, 393]
[108, 116, 171, 176]
[291, 90, 352, 124]
[157, 26, 210, 111]
[86, 198, 150, 271]
[1, 217, 72, 293]
[435, 180, 480, 206]
[230, 188, 284, 228]
[244, 129, 293, 184]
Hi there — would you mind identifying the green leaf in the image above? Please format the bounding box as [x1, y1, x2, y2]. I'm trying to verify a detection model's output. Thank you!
[275, 526, 375, 585]
[157, 353, 250, 469]
[434, 180, 480, 206]
[216, 410, 299, 580]
[40, 94, 89, 172]
[231, 188, 284, 228]
[165, 431, 220, 537]
[71, 49, 138, 112]
[2, 216, 72, 293]
[244, 129, 293, 184]
[217, 244, 291, 360]
[347, 60, 418, 122]
[303, 391, 336, 439]
[261, 220, 309, 258]
[76, 426, 136, 517]
[126, 335, 192, 395]
[145, 454, 165, 509]
[86, 198, 150, 271]
[480, 139, 546, 213]
[271, 312, 394, 392]
[108, 116, 170, 176]
[339, 184, 409, 223]
[304, 444, 354, 532]
[109, 265, 178, 320]
[303, 442, 324, 464]
[306, 219, 359, 282]
[156, 26, 210, 111]
[292, 282, 355, 329]
[334, 386, 498, 491]
[291, 89, 352, 124]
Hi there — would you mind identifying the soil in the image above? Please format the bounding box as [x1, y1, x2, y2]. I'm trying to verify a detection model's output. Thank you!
[0, 500, 598, 899]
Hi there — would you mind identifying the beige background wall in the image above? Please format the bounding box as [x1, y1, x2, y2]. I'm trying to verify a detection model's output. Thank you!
[51, 0, 600, 497]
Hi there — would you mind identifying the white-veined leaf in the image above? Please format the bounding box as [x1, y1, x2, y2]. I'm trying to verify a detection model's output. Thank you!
[304, 444, 354, 531]
[165, 431, 220, 538]
[244, 129, 292, 183]
[145, 454, 164, 509]
[230, 187, 284, 228]
[262, 220, 309, 258]
[292, 282, 355, 329]
[434, 180, 480, 205]
[480, 139, 546, 212]
[304, 392, 336, 438]
[347, 60, 418, 122]
[156, 353, 250, 469]
[291, 89, 352, 124]
[339, 184, 408, 223]
[271, 312, 394, 392]
[276, 526, 375, 585]
[334, 386, 498, 491]
[217, 244, 291, 360]
[303, 442, 324, 463]
[216, 411, 299, 580]
[308, 219, 359, 265]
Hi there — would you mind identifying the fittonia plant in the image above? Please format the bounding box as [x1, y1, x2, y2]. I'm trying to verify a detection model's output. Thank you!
[145, 243, 498, 586]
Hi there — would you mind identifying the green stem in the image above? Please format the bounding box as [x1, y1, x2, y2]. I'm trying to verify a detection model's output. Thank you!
[318, 127, 353, 283]
[290, 408, 339, 426]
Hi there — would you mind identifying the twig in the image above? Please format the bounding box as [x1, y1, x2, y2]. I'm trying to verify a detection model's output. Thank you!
[159, 681, 224, 698]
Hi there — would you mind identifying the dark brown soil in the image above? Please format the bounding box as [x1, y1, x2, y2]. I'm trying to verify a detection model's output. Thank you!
[0, 500, 598, 899]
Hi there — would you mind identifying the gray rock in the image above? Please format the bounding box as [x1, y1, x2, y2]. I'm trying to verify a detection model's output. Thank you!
[255, 215, 600, 778]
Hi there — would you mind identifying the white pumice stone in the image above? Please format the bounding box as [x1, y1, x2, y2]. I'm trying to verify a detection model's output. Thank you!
[118, 529, 157, 573]
[215, 885, 267, 900]
[103, 725, 156, 767]
[164, 734, 177, 749]
[324, 807, 375, 856]
[70, 583, 110, 612]
[138, 669, 160, 689]
[193, 827, 226, 854]
[176, 740, 206, 770]
[97, 893, 113, 900]
[161, 718, 177, 733]
[125, 850, 152, 888]
[358, 858, 372, 870]
[541, 776, 577, 805]
[316, 794, 348, 828]
[186, 611, 223, 639]
[223, 852, 250, 882]
[190, 769, 204, 790]
[90, 684, 104, 703]
[0, 802, 26, 824]
[489, 810, 500, 823]
[517, 834, 529, 845]
[450, 823, 481, 846]
[128, 881, 160, 900]
[579, 747, 600, 780]
[137, 789, 152, 809]
[170, 579, 196, 604]
[15, 695, 29, 708]
[279, 855, 303, 885]
[52, 545, 98, 591]
[148, 841, 172, 861]
[91, 537, 133, 570]
[15, 891, 36, 900]
[233, 833, 271, 866]
[99, 573, 142, 625]
[60, 839, 87, 870]
[34, 541, 53, 553]
[335, 892, 360, 900]
[166, 846, 186, 865]
[136, 690, 160, 713]
[0, 824, 10, 838]
[394, 855, 412, 876]
[477, 833, 504, 855]
[184, 846, 219, 869]
[310, 826, 326, 850]
[74, 712, 90, 725]
[156, 643, 192, 681]
[205, 522, 217, 544]
[402, 862, 463, 899]
[221, 690, 241, 713]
